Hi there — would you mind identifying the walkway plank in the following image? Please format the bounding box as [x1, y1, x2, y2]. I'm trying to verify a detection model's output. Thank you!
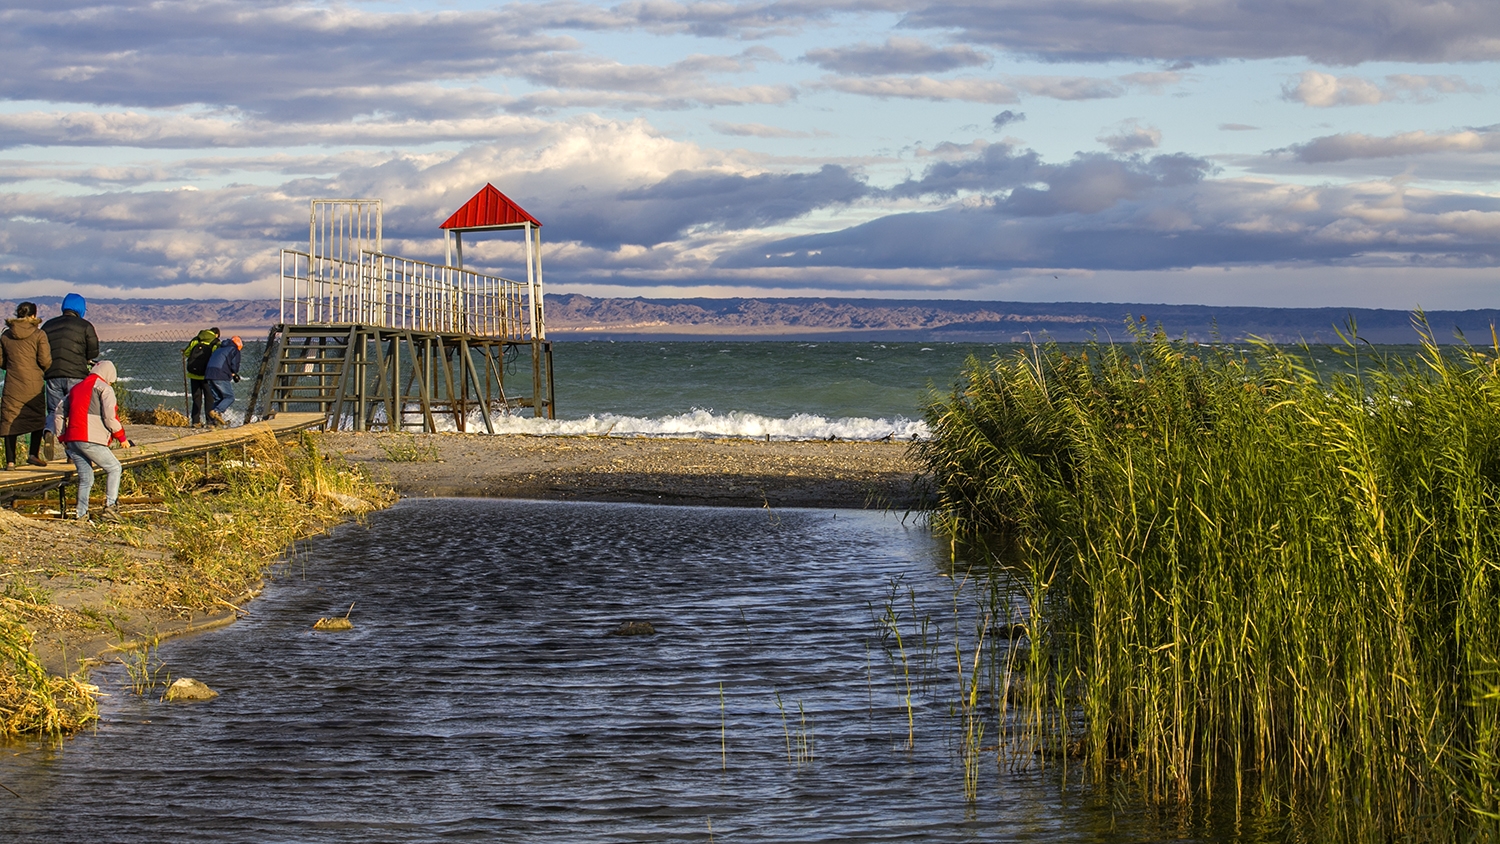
[0, 412, 326, 498]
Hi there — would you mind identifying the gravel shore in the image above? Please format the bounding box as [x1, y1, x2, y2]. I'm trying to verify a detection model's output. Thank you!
[320, 432, 930, 510]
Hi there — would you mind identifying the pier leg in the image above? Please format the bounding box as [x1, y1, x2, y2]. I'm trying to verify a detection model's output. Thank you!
[532, 338, 543, 419]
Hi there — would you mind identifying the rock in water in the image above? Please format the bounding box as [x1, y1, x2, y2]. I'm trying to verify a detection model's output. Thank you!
[609, 620, 656, 637]
[313, 616, 353, 631]
[163, 677, 218, 702]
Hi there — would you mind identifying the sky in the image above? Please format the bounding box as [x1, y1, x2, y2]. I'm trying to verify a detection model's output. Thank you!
[1, 0, 1498, 309]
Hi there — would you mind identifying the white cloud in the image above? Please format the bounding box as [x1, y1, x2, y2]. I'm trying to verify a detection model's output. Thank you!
[1284, 70, 1481, 107]
[1290, 129, 1500, 162]
[821, 75, 1018, 103]
[711, 122, 820, 138]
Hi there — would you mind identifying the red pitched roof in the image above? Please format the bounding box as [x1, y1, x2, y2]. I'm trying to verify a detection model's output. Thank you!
[440, 183, 542, 230]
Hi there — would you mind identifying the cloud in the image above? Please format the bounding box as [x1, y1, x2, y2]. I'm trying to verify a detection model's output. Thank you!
[1220, 123, 1260, 131]
[1283, 70, 1481, 107]
[717, 176, 1500, 274]
[802, 37, 989, 75]
[991, 110, 1025, 130]
[899, 0, 1500, 64]
[0, 110, 567, 150]
[817, 69, 1180, 104]
[821, 75, 1019, 103]
[1007, 75, 1124, 100]
[0, 1, 576, 119]
[887, 141, 1209, 213]
[561, 164, 871, 249]
[0, 116, 877, 291]
[710, 122, 819, 138]
[1097, 121, 1162, 154]
[1288, 128, 1500, 162]
[0, 1, 797, 121]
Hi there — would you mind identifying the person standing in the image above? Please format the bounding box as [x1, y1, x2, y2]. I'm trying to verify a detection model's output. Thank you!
[0, 302, 53, 470]
[205, 335, 242, 426]
[41, 292, 99, 458]
[54, 360, 128, 522]
[182, 327, 220, 426]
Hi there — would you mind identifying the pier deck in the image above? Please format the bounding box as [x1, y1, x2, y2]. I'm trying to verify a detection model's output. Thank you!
[0, 412, 326, 502]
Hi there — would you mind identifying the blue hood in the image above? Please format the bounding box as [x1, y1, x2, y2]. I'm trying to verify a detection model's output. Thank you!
[62, 292, 86, 318]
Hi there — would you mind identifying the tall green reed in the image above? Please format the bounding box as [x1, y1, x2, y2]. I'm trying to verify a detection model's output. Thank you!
[917, 316, 1500, 838]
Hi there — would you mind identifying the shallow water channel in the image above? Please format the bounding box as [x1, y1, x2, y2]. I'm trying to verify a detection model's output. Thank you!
[3, 500, 1219, 842]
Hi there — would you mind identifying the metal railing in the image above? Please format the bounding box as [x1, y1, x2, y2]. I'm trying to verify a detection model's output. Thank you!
[279, 250, 535, 341]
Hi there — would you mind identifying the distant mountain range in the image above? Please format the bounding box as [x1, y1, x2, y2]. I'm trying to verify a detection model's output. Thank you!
[5, 294, 1496, 344]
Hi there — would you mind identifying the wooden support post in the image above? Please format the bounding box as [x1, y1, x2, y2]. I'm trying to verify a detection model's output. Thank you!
[545, 340, 556, 419]
[531, 338, 543, 419]
[461, 339, 495, 434]
[433, 335, 461, 432]
[418, 336, 436, 432]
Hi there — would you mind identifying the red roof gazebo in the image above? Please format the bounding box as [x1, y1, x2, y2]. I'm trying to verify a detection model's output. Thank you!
[440, 183, 546, 339]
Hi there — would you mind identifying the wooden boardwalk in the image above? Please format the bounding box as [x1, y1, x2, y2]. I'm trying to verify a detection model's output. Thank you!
[0, 412, 326, 500]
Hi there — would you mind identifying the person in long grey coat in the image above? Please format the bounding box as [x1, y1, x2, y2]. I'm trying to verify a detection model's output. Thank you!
[0, 301, 53, 469]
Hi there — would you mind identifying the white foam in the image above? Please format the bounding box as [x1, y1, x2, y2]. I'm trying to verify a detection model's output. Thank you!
[481, 409, 929, 441]
[134, 387, 185, 397]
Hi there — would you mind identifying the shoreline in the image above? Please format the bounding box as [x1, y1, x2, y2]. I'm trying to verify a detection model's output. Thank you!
[319, 431, 928, 510]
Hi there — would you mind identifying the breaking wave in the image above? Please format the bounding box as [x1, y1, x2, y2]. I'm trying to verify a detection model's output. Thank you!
[481, 409, 929, 441]
[133, 387, 185, 397]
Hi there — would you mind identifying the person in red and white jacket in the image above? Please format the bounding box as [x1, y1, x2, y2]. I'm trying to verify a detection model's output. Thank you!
[53, 360, 129, 522]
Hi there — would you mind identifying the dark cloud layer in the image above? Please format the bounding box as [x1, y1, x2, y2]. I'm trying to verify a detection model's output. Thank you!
[802, 37, 989, 74]
[714, 148, 1500, 273]
[901, 0, 1500, 63]
[552, 164, 869, 249]
[888, 142, 1209, 215]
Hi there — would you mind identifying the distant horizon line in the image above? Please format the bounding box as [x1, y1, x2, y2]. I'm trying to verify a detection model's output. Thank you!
[3, 292, 1499, 316]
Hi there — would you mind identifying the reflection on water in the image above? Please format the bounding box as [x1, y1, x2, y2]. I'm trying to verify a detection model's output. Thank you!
[2, 500, 1244, 842]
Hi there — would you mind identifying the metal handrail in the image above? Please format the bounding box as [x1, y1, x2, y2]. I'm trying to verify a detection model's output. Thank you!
[279, 249, 534, 341]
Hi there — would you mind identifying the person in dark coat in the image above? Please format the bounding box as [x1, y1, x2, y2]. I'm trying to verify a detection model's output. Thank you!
[182, 327, 220, 426]
[0, 302, 53, 469]
[205, 335, 242, 425]
[41, 292, 99, 452]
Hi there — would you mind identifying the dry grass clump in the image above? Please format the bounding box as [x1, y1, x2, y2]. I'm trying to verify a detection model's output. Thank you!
[918, 316, 1500, 840]
[0, 617, 98, 735]
[127, 405, 191, 427]
[135, 431, 394, 607]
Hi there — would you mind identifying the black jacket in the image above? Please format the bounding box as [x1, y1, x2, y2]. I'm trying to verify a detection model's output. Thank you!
[41, 311, 99, 380]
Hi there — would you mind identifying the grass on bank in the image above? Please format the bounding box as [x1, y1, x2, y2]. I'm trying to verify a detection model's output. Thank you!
[917, 317, 1500, 839]
[0, 431, 393, 736]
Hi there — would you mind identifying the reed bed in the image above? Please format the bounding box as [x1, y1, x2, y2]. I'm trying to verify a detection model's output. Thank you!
[917, 318, 1500, 838]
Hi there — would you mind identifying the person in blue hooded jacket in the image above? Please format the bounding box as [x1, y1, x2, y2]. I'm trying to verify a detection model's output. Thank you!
[204, 335, 242, 425]
[41, 292, 99, 458]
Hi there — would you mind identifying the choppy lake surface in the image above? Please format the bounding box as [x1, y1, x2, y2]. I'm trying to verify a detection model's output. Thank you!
[3, 500, 1235, 842]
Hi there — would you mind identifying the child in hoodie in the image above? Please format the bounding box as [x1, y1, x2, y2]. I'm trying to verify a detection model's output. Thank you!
[54, 360, 128, 522]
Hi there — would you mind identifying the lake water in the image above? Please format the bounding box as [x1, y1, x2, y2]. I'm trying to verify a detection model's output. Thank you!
[97, 340, 1011, 439]
[0, 500, 1228, 843]
[93, 338, 1431, 440]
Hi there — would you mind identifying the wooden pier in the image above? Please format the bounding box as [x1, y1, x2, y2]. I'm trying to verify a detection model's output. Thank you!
[0, 412, 326, 506]
[247, 189, 555, 433]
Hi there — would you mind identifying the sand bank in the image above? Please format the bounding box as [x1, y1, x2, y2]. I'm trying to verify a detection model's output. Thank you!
[319, 431, 929, 510]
